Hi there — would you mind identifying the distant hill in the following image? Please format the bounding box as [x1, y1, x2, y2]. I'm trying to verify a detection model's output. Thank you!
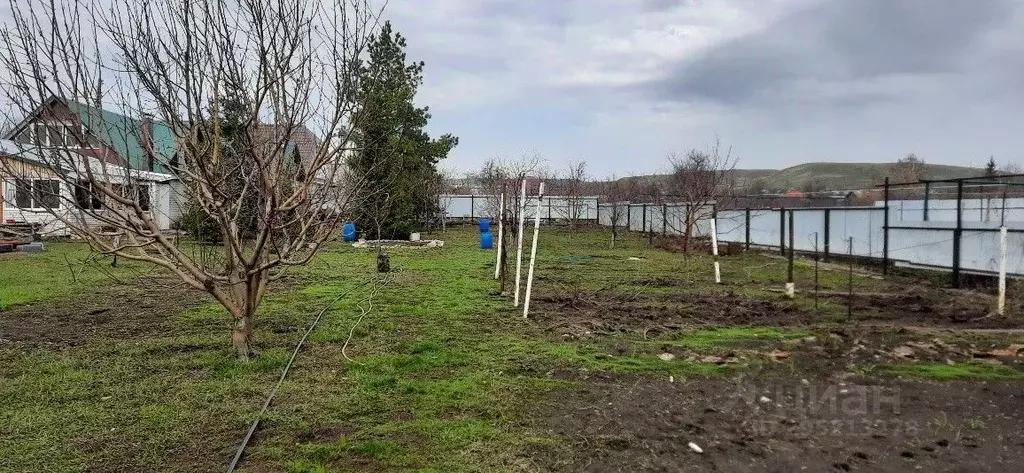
[633, 162, 984, 193]
[740, 162, 983, 191]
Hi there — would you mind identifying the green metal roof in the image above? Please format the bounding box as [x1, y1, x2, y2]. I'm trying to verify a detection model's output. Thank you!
[66, 101, 176, 173]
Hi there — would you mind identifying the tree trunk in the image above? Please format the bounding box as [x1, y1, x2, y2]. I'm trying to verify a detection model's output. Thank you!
[232, 313, 255, 361]
[683, 218, 693, 255]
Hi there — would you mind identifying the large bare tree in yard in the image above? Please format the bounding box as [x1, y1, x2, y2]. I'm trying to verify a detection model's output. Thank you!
[666, 139, 738, 253]
[0, 0, 380, 359]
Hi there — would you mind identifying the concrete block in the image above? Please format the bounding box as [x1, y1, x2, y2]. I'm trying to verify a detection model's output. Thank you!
[17, 242, 45, 252]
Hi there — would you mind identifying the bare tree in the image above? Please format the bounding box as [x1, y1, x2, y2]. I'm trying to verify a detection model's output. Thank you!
[0, 0, 380, 359]
[1000, 161, 1022, 175]
[891, 153, 926, 183]
[665, 138, 738, 253]
[475, 155, 542, 224]
[474, 155, 542, 293]
[563, 159, 588, 231]
[601, 175, 638, 248]
[434, 168, 458, 233]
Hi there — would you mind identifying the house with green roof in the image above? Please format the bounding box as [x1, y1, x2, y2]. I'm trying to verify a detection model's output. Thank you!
[4, 96, 177, 173]
[1, 96, 330, 235]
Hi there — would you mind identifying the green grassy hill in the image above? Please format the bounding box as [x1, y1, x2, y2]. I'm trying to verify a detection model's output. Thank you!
[743, 162, 982, 191]
[632, 162, 983, 192]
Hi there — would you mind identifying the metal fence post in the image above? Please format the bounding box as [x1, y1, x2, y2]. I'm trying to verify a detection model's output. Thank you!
[470, 195, 475, 220]
[642, 203, 647, 235]
[626, 205, 631, 232]
[779, 207, 786, 256]
[883, 177, 890, 275]
[952, 180, 964, 288]
[744, 208, 751, 250]
[923, 182, 930, 221]
[823, 208, 831, 263]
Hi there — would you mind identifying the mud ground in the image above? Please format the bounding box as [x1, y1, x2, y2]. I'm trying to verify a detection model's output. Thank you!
[0, 278, 210, 346]
[536, 373, 1024, 473]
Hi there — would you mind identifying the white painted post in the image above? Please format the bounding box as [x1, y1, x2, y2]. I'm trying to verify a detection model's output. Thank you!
[710, 217, 722, 284]
[513, 180, 528, 306]
[523, 182, 545, 319]
[998, 226, 1007, 315]
[494, 192, 505, 280]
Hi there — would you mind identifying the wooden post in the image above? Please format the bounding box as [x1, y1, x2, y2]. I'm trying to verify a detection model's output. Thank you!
[524, 183, 546, 319]
[786, 210, 795, 298]
[494, 191, 505, 280]
[513, 181, 528, 307]
[711, 216, 721, 284]
[998, 226, 1007, 316]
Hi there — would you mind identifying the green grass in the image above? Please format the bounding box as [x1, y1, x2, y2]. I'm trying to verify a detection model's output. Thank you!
[875, 363, 1024, 381]
[0, 243, 149, 308]
[1, 226, 1019, 472]
[660, 327, 811, 348]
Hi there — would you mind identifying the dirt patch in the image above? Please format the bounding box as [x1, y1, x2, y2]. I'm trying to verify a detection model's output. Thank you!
[836, 288, 1022, 329]
[535, 291, 810, 337]
[0, 277, 211, 345]
[534, 373, 1024, 472]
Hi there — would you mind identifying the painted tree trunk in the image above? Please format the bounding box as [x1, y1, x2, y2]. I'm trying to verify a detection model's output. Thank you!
[232, 313, 255, 361]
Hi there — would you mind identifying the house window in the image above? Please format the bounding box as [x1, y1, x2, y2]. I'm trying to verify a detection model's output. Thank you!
[74, 180, 104, 210]
[112, 183, 151, 211]
[4, 179, 61, 209]
[15, 121, 94, 148]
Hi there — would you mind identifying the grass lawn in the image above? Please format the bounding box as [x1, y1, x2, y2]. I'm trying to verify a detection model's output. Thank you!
[1, 226, 1021, 472]
[0, 244, 152, 309]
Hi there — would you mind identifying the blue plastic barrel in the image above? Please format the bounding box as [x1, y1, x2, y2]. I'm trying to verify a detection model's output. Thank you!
[342, 222, 357, 242]
[478, 218, 491, 233]
[480, 231, 493, 249]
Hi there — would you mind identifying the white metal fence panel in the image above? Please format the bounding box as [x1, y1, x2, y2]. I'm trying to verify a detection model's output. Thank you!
[884, 197, 1024, 223]
[597, 198, 1024, 276]
[440, 195, 599, 221]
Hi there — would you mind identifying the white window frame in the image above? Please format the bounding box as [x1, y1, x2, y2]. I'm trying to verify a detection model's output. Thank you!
[3, 178, 63, 211]
[17, 120, 94, 149]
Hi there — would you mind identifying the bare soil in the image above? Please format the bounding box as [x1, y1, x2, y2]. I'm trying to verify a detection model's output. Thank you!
[535, 372, 1024, 473]
[0, 277, 210, 346]
[533, 282, 1023, 339]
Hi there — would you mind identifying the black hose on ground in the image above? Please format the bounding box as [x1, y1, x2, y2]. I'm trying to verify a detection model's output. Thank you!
[226, 277, 377, 473]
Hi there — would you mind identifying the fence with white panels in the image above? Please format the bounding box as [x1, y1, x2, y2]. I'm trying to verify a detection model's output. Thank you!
[596, 197, 1024, 280]
[440, 195, 600, 222]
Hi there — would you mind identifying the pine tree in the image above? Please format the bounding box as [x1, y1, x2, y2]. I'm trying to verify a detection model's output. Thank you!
[985, 156, 997, 177]
[348, 21, 458, 239]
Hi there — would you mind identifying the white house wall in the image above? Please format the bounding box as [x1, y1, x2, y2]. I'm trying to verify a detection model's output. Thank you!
[2, 179, 184, 235]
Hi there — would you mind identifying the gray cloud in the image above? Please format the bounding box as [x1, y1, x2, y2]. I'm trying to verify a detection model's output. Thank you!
[647, 0, 1020, 106]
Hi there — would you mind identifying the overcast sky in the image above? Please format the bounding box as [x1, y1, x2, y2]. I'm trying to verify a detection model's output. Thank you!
[384, 0, 1024, 177]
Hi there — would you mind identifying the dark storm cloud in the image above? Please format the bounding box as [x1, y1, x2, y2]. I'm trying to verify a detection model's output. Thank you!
[646, 0, 1019, 106]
